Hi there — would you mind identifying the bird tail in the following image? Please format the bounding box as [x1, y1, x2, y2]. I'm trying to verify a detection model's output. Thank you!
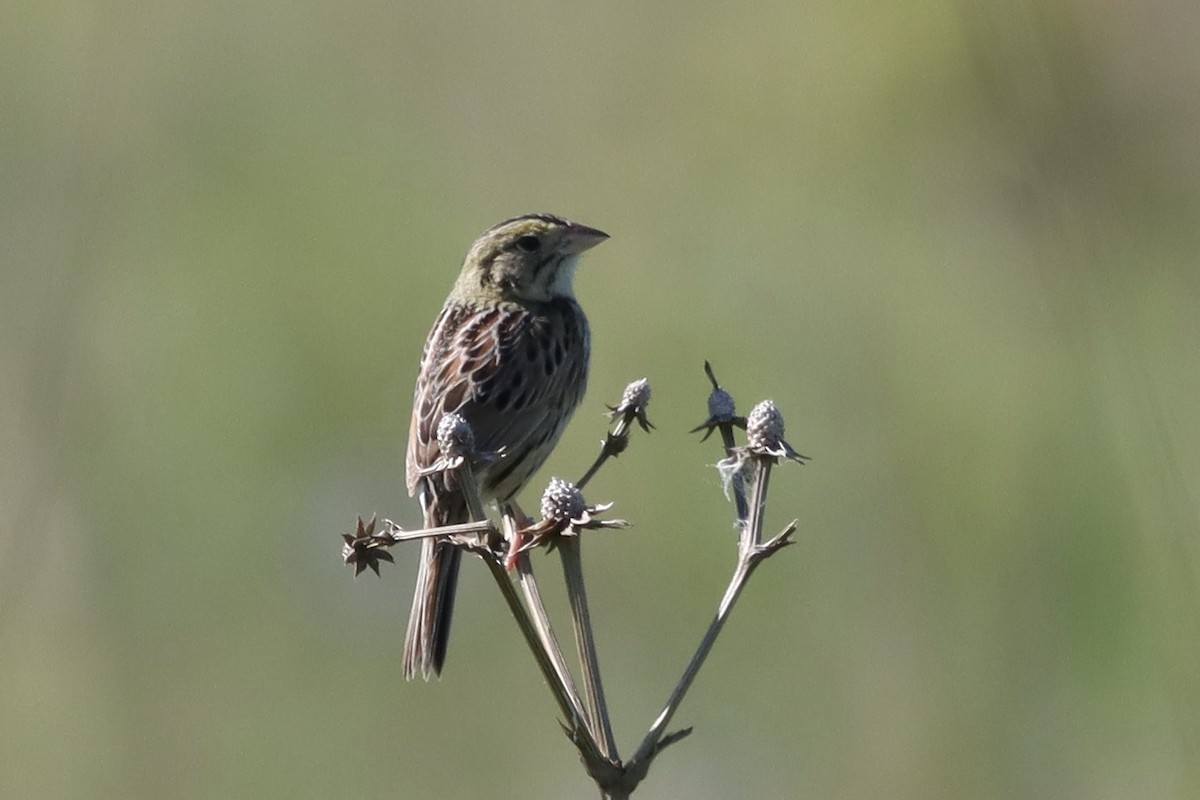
[403, 494, 463, 680]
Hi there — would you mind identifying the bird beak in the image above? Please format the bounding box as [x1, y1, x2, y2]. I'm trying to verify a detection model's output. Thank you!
[561, 222, 609, 255]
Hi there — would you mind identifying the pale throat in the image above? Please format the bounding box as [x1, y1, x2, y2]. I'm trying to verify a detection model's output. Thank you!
[546, 255, 580, 299]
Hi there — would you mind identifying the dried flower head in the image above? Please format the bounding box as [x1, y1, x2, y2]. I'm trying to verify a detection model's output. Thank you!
[437, 412, 475, 460]
[606, 377, 654, 433]
[707, 386, 736, 422]
[506, 477, 628, 560]
[341, 514, 395, 577]
[744, 399, 809, 463]
[418, 412, 502, 479]
[691, 361, 747, 441]
[746, 400, 785, 451]
[621, 378, 651, 412]
[541, 477, 587, 523]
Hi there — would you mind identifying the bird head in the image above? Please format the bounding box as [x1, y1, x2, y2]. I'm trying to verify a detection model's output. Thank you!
[453, 214, 608, 304]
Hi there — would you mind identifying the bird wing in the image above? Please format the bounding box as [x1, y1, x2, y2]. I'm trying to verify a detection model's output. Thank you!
[405, 299, 588, 501]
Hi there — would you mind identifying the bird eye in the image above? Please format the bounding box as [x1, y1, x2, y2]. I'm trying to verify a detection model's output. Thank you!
[515, 235, 540, 253]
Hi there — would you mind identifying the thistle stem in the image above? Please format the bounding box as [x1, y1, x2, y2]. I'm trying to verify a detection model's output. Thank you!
[627, 456, 791, 774]
[744, 457, 772, 552]
[576, 417, 632, 491]
[627, 558, 752, 769]
[466, 471, 587, 731]
[385, 519, 496, 542]
[719, 423, 748, 528]
[484, 556, 584, 727]
[559, 538, 618, 759]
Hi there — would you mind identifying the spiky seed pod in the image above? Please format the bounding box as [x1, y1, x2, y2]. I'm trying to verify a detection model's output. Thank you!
[707, 386, 736, 422]
[436, 412, 475, 460]
[746, 400, 785, 452]
[541, 477, 586, 523]
[620, 378, 651, 411]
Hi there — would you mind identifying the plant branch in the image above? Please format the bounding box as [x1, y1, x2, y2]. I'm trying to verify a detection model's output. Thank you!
[625, 454, 795, 779]
[387, 519, 497, 542]
[496, 508, 588, 721]
[744, 455, 773, 551]
[343, 369, 807, 799]
[706, 361, 748, 525]
[481, 554, 586, 729]
[577, 378, 652, 491]
[576, 437, 619, 491]
[720, 427, 749, 527]
[445, 455, 592, 737]
[559, 537, 618, 759]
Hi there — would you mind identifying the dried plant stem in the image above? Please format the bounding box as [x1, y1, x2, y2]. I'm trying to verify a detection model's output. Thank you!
[744, 457, 773, 551]
[575, 451, 610, 492]
[506, 546, 620, 789]
[627, 562, 746, 769]
[454, 462, 489, 530]
[492, 508, 586, 724]
[482, 556, 585, 728]
[626, 457, 795, 776]
[463, 469, 588, 734]
[347, 368, 805, 799]
[721, 424, 749, 526]
[576, 418, 630, 491]
[514, 553, 583, 702]
[705, 361, 748, 525]
[559, 538, 618, 759]
[389, 519, 496, 541]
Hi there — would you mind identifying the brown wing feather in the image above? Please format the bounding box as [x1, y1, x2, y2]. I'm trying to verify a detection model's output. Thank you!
[405, 298, 589, 507]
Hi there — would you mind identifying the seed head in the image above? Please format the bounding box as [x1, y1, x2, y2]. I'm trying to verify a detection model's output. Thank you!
[691, 362, 746, 440]
[437, 412, 475, 459]
[746, 400, 785, 452]
[541, 477, 586, 523]
[707, 386, 736, 422]
[606, 377, 654, 436]
[620, 378, 651, 411]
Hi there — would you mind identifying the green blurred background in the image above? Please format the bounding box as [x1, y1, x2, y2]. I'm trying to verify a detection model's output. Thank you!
[3, 0, 1198, 797]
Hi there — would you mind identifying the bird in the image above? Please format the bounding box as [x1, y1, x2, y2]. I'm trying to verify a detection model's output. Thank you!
[403, 213, 608, 680]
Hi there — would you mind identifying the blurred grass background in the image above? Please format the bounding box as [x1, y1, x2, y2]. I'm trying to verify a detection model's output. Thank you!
[3, 0, 1198, 797]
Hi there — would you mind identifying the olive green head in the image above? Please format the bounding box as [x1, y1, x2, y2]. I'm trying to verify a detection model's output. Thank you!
[452, 213, 608, 304]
